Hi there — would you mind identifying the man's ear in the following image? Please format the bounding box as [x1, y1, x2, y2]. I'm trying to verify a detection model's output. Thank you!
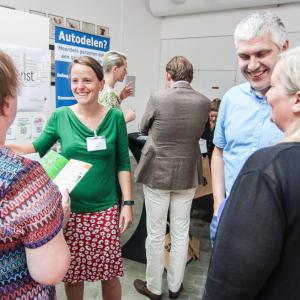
[165, 72, 172, 88]
[291, 91, 300, 113]
[166, 72, 172, 81]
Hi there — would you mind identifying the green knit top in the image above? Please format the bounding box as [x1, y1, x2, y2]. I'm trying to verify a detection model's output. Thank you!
[33, 106, 131, 213]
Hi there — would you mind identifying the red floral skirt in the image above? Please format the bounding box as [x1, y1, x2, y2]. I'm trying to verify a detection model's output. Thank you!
[63, 205, 123, 283]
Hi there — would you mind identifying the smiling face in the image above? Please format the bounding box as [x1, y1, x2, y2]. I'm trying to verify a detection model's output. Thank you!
[237, 33, 284, 95]
[266, 63, 296, 131]
[70, 64, 104, 105]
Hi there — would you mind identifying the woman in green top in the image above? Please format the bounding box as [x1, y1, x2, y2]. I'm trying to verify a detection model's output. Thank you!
[9, 56, 133, 300]
[99, 50, 136, 123]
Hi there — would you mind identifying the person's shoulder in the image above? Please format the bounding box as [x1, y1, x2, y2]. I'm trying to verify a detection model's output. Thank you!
[152, 84, 190, 98]
[109, 107, 123, 119]
[241, 142, 300, 175]
[100, 85, 117, 97]
[52, 106, 70, 118]
[151, 88, 169, 99]
[56, 106, 70, 113]
[223, 82, 249, 98]
[0, 147, 38, 170]
[219, 82, 250, 110]
[0, 148, 40, 196]
[192, 89, 211, 103]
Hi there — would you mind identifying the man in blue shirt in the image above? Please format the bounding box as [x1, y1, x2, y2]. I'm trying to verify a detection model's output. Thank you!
[210, 11, 289, 243]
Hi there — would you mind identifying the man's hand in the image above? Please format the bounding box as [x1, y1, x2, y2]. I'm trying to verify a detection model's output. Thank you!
[119, 205, 133, 234]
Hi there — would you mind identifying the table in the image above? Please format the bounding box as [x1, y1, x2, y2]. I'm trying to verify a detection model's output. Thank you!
[121, 132, 148, 263]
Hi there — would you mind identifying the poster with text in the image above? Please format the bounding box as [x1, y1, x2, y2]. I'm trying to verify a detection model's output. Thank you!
[55, 26, 110, 107]
[0, 43, 51, 112]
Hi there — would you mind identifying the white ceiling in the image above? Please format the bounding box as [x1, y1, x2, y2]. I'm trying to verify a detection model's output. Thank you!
[149, 0, 300, 17]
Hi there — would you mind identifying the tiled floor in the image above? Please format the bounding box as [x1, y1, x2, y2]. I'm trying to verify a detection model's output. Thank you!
[56, 158, 211, 299]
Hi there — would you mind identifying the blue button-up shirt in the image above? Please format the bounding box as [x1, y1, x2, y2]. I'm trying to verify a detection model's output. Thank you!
[213, 82, 283, 196]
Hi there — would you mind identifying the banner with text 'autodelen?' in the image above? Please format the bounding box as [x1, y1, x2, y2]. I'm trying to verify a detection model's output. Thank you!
[54, 26, 110, 107]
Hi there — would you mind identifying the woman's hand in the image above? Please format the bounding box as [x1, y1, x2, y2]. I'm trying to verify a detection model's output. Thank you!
[119, 83, 132, 101]
[119, 205, 133, 234]
[62, 189, 70, 228]
[125, 108, 136, 123]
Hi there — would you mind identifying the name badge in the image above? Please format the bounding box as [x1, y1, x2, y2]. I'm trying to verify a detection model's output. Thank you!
[86, 136, 107, 151]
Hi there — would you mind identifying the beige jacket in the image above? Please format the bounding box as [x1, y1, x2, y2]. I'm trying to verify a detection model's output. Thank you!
[135, 81, 211, 190]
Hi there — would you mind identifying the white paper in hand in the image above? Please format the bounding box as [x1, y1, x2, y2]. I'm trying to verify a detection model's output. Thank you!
[53, 159, 91, 193]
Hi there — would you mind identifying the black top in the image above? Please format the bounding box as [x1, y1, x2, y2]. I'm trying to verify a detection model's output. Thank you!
[203, 142, 300, 300]
[202, 120, 215, 161]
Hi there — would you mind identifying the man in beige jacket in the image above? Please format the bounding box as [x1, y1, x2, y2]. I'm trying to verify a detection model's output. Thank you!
[134, 56, 211, 300]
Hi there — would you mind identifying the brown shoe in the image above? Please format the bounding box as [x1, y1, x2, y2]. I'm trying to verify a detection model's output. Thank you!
[133, 279, 162, 300]
[169, 284, 183, 299]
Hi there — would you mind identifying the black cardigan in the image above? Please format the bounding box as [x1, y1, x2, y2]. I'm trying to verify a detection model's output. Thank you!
[203, 142, 300, 300]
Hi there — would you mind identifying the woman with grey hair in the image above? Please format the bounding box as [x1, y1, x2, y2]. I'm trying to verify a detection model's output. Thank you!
[203, 46, 300, 300]
[99, 50, 136, 123]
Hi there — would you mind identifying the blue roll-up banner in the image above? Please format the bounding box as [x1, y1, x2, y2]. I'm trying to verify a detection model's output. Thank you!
[54, 26, 110, 108]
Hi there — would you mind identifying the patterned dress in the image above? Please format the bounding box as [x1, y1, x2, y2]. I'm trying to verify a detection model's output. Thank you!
[0, 147, 63, 300]
[98, 85, 121, 109]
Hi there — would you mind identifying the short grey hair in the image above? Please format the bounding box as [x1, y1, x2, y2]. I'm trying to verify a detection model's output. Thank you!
[102, 50, 127, 73]
[234, 11, 287, 49]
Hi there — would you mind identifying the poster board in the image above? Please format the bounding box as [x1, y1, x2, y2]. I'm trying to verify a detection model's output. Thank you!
[0, 8, 50, 144]
[0, 44, 51, 143]
[54, 26, 110, 107]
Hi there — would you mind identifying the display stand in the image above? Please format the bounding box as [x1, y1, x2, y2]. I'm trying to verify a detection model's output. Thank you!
[122, 132, 148, 263]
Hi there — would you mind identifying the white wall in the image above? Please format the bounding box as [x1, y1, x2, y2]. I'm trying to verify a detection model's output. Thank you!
[0, 0, 162, 132]
[160, 3, 300, 98]
[119, 0, 161, 133]
[2, 1, 300, 129]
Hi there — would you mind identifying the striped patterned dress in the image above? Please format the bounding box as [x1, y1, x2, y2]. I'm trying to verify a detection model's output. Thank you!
[0, 147, 63, 300]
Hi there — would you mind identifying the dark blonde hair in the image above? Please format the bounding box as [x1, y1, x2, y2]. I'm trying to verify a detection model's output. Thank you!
[69, 56, 104, 81]
[0, 50, 19, 115]
[211, 98, 221, 112]
[166, 56, 193, 83]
